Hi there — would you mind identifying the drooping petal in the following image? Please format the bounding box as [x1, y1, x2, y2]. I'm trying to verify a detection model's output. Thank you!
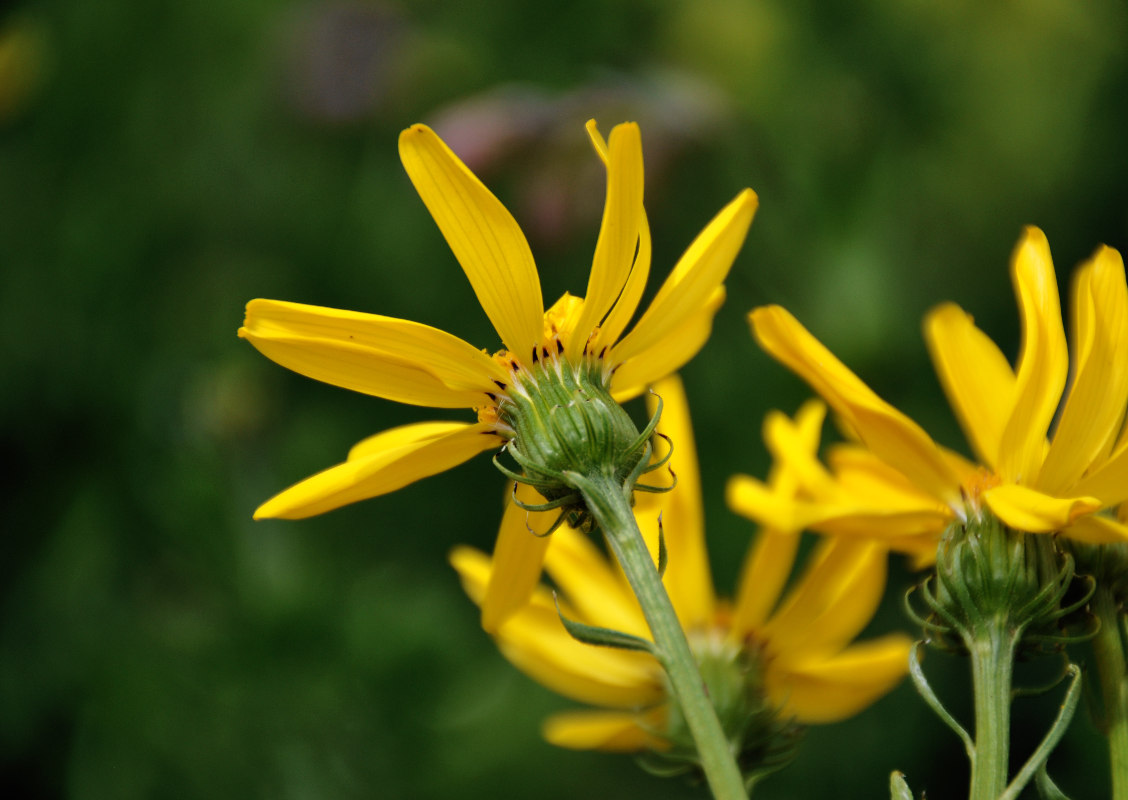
[611, 189, 757, 365]
[762, 538, 888, 663]
[750, 305, 962, 507]
[481, 483, 554, 633]
[638, 375, 714, 630]
[766, 635, 912, 724]
[609, 286, 724, 401]
[995, 227, 1068, 484]
[254, 421, 500, 519]
[450, 547, 663, 709]
[923, 302, 1017, 470]
[542, 708, 667, 752]
[1039, 246, 1128, 494]
[543, 527, 650, 638]
[981, 483, 1101, 533]
[567, 122, 644, 360]
[399, 124, 544, 358]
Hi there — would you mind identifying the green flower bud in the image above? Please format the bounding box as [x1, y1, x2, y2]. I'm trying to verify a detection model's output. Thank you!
[910, 512, 1091, 654]
[492, 354, 663, 532]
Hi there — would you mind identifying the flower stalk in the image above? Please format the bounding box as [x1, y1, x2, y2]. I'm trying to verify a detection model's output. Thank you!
[1092, 584, 1128, 800]
[967, 615, 1016, 800]
[570, 469, 748, 800]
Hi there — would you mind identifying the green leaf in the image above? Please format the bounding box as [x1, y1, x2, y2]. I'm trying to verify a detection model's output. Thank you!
[553, 593, 655, 653]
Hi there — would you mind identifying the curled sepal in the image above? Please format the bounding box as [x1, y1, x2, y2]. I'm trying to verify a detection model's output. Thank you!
[1001, 664, 1081, 800]
[890, 771, 915, 800]
[908, 641, 974, 759]
[552, 593, 655, 654]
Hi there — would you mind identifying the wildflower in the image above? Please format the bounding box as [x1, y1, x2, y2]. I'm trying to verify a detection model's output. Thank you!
[451, 376, 910, 774]
[730, 228, 1128, 548]
[240, 119, 755, 624]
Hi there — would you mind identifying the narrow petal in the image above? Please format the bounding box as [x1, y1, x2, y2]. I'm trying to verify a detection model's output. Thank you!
[450, 547, 663, 709]
[1039, 246, 1128, 493]
[481, 483, 554, 633]
[254, 421, 500, 519]
[766, 635, 912, 724]
[923, 303, 1016, 470]
[611, 189, 757, 365]
[750, 305, 962, 507]
[730, 530, 801, 638]
[542, 708, 667, 752]
[240, 329, 488, 409]
[594, 210, 652, 354]
[640, 375, 715, 629]
[763, 538, 888, 662]
[567, 122, 644, 360]
[399, 124, 544, 357]
[996, 227, 1068, 484]
[981, 483, 1101, 533]
[610, 286, 724, 401]
[241, 298, 509, 390]
[1072, 442, 1128, 507]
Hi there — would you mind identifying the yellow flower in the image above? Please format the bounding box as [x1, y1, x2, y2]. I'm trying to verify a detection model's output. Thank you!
[239, 121, 756, 524]
[731, 227, 1128, 548]
[451, 376, 911, 757]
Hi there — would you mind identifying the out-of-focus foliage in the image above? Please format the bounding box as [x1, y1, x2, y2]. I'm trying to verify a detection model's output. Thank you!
[2, 0, 1124, 797]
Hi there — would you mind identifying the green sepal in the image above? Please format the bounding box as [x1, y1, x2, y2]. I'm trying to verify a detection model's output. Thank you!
[890, 771, 914, 800]
[657, 515, 668, 578]
[553, 593, 655, 653]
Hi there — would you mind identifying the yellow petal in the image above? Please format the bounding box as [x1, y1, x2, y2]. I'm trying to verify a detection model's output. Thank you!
[593, 209, 652, 354]
[544, 527, 649, 637]
[923, 302, 1016, 470]
[399, 124, 544, 358]
[766, 634, 912, 724]
[750, 305, 962, 507]
[639, 375, 714, 629]
[981, 483, 1102, 533]
[730, 530, 801, 638]
[763, 538, 888, 662]
[450, 547, 664, 709]
[584, 118, 609, 164]
[568, 122, 644, 360]
[481, 483, 554, 633]
[542, 708, 667, 752]
[239, 321, 490, 409]
[254, 421, 500, 519]
[996, 227, 1068, 484]
[610, 286, 724, 401]
[1039, 246, 1128, 493]
[611, 189, 757, 364]
[1061, 514, 1128, 545]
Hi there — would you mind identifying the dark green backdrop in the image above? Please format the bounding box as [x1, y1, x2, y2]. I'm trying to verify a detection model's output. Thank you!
[3, 0, 1127, 797]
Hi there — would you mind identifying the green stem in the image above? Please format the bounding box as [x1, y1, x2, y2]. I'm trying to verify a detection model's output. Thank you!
[570, 469, 748, 800]
[968, 616, 1016, 800]
[1093, 586, 1128, 800]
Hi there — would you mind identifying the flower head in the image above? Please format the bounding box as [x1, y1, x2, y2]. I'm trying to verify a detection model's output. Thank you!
[239, 121, 756, 522]
[451, 376, 910, 770]
[730, 228, 1128, 550]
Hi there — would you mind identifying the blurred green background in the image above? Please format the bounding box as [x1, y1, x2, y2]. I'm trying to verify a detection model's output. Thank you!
[3, 0, 1127, 797]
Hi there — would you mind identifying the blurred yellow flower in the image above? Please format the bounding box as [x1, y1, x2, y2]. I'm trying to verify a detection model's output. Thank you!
[731, 227, 1128, 548]
[451, 376, 910, 758]
[239, 121, 756, 524]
